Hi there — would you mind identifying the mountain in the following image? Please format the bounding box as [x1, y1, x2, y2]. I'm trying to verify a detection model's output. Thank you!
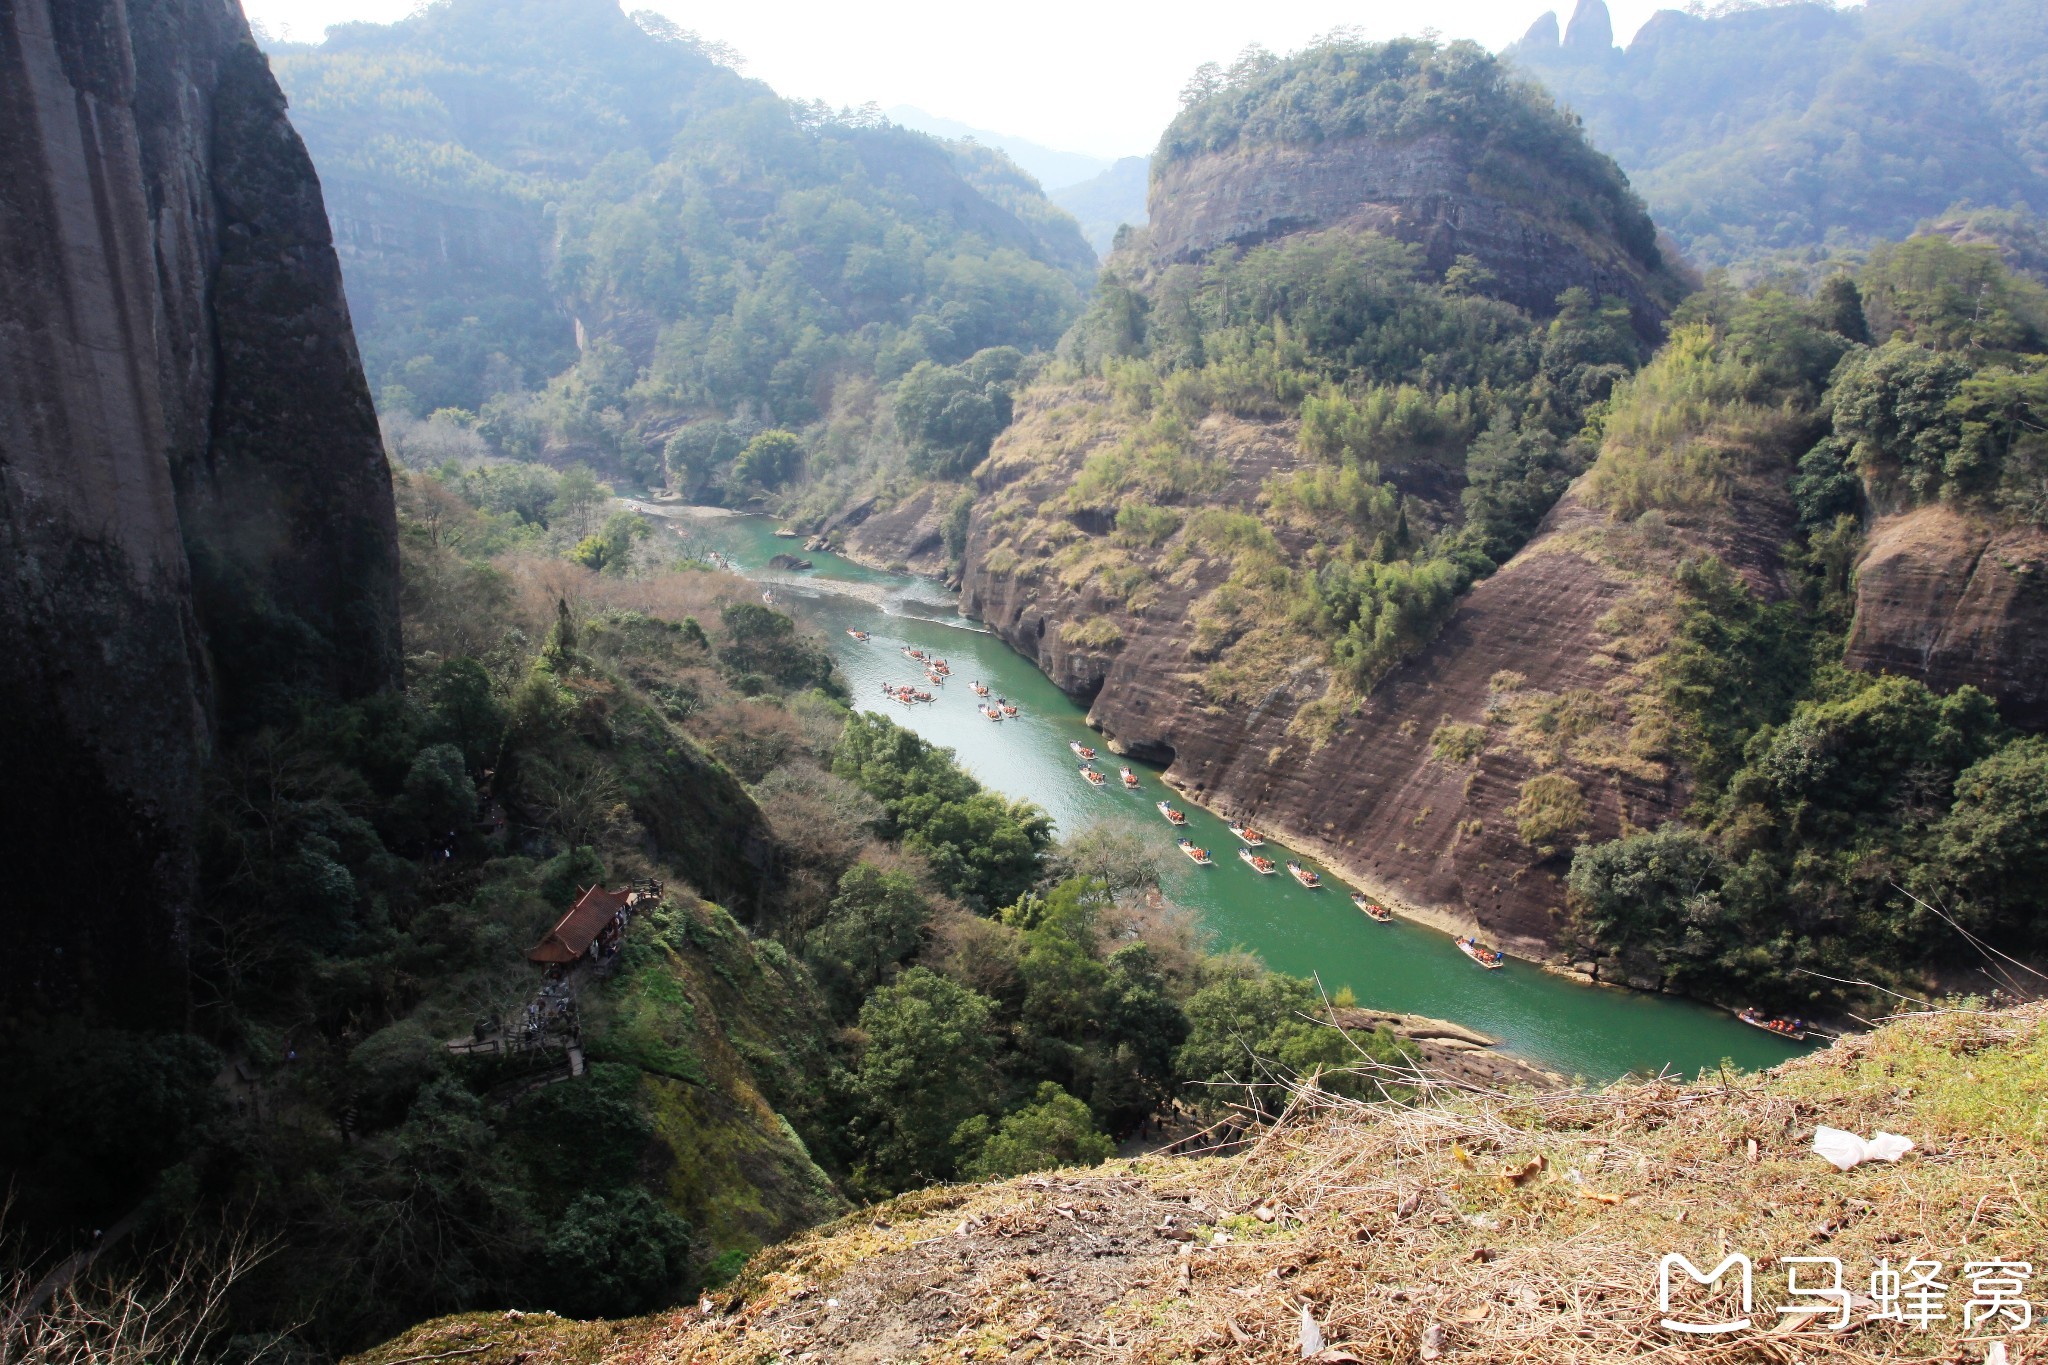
[885, 104, 1113, 190]
[0, 0, 399, 1016]
[1507, 0, 2048, 264]
[956, 33, 2048, 996]
[953, 37, 1685, 944]
[269, 0, 1095, 492]
[1051, 154, 1149, 256]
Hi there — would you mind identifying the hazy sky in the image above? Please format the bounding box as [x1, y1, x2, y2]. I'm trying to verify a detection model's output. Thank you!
[244, 0, 1699, 160]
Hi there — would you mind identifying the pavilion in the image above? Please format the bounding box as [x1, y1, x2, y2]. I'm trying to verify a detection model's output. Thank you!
[526, 885, 633, 965]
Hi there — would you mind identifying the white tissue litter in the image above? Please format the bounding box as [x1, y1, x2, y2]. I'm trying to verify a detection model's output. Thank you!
[1299, 1304, 1324, 1357]
[1811, 1125, 1915, 1171]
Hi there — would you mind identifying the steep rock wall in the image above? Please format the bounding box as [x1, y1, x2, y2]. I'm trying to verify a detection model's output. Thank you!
[961, 388, 1794, 969]
[1846, 504, 2048, 728]
[0, 0, 398, 1013]
[1146, 133, 1677, 340]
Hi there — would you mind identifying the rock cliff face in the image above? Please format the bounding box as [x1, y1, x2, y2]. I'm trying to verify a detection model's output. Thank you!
[834, 485, 958, 580]
[1146, 133, 1677, 340]
[961, 388, 1791, 967]
[1847, 504, 2048, 728]
[0, 0, 398, 1014]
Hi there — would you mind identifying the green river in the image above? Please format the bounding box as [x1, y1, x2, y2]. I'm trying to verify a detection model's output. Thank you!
[641, 504, 1809, 1083]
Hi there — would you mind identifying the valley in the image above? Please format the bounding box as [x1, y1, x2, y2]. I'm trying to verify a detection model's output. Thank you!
[645, 506, 1803, 1080]
[5, 0, 2046, 1358]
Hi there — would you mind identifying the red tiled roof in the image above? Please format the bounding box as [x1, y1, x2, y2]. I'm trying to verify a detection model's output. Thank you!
[526, 885, 631, 964]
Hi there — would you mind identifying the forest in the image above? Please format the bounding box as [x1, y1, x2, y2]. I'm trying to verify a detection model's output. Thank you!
[271, 0, 1092, 512]
[8, 3, 2048, 1359]
[3, 463, 1404, 1352]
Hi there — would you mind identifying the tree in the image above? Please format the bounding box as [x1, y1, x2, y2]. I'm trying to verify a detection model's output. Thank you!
[570, 509, 649, 573]
[1177, 969, 1393, 1114]
[718, 601, 835, 690]
[394, 743, 477, 847]
[733, 429, 804, 488]
[832, 713, 1051, 907]
[1933, 736, 2048, 943]
[806, 862, 932, 1014]
[1860, 236, 2047, 353]
[893, 359, 1014, 476]
[853, 968, 1000, 1189]
[955, 1083, 1112, 1179]
[1565, 825, 1732, 985]
[663, 422, 743, 496]
[539, 1189, 692, 1318]
[424, 657, 507, 770]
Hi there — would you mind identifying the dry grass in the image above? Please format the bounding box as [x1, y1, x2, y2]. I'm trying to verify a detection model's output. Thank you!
[557, 1003, 2048, 1365]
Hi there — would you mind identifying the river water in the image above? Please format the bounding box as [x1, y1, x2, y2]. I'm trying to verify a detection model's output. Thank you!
[642, 504, 1807, 1083]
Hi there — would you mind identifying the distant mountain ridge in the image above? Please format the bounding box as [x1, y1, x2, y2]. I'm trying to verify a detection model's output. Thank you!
[271, 0, 1096, 486]
[1508, 0, 2048, 262]
[884, 104, 1113, 190]
[1051, 156, 1149, 256]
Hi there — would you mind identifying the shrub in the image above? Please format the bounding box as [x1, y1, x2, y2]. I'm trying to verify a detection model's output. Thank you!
[1060, 616, 1125, 650]
[1515, 773, 1588, 850]
[955, 1082, 1112, 1179]
[1430, 722, 1486, 765]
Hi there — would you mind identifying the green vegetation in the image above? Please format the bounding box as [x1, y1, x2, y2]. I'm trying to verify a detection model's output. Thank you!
[1564, 235, 2048, 1005]
[1508, 0, 2048, 264]
[6, 459, 1404, 1352]
[274, 0, 1091, 502]
[1021, 209, 1648, 702]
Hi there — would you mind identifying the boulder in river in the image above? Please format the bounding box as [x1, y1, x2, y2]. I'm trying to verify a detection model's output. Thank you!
[768, 553, 814, 571]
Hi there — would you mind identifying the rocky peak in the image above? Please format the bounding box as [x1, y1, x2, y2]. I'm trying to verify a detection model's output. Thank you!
[0, 0, 398, 1016]
[1563, 0, 1616, 53]
[1519, 11, 1562, 48]
[1141, 40, 1681, 340]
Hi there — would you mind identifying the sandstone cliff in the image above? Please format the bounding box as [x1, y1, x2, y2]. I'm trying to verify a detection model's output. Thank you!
[826, 484, 962, 580]
[0, 0, 398, 1014]
[1145, 130, 1677, 341]
[1846, 503, 2048, 728]
[962, 386, 1791, 969]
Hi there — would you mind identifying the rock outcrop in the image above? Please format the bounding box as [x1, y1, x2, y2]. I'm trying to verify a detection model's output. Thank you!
[1846, 504, 2048, 728]
[961, 386, 1793, 965]
[1145, 131, 1675, 341]
[0, 0, 398, 1014]
[832, 484, 960, 580]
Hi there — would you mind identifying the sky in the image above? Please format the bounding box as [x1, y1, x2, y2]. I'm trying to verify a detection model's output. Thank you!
[243, 0, 1696, 161]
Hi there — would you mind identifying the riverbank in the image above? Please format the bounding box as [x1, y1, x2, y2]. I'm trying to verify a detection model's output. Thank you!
[629, 504, 1810, 1082]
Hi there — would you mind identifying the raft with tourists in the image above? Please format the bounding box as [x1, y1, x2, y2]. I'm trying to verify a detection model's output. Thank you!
[1079, 766, 1106, 786]
[982, 705, 1004, 721]
[1000, 700, 1018, 716]
[1069, 741, 1096, 760]
[1736, 1008, 1809, 1041]
[1456, 936, 1505, 970]
[846, 629, 869, 642]
[1287, 861, 1320, 889]
[1120, 767, 1140, 789]
[1239, 848, 1277, 874]
[1177, 838, 1213, 866]
[970, 681, 990, 696]
[1228, 821, 1264, 846]
[1156, 801, 1187, 827]
[1350, 892, 1392, 922]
